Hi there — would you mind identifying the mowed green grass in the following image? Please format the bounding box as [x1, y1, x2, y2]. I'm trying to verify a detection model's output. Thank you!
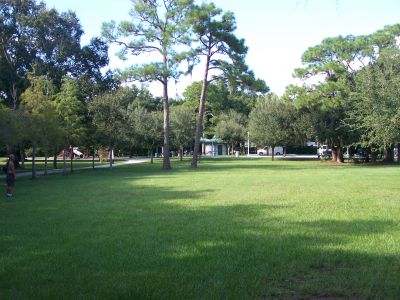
[0, 158, 399, 299]
[0, 158, 113, 173]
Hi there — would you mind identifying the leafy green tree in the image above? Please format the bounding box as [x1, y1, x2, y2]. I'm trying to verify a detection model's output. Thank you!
[182, 81, 228, 114]
[127, 106, 163, 164]
[0, 1, 111, 168]
[102, 0, 194, 170]
[284, 84, 344, 151]
[249, 94, 293, 161]
[228, 93, 263, 117]
[188, 2, 250, 168]
[124, 86, 162, 112]
[292, 24, 400, 162]
[290, 110, 315, 147]
[215, 110, 247, 155]
[181, 81, 229, 139]
[72, 38, 112, 88]
[55, 78, 86, 174]
[0, 0, 112, 110]
[20, 75, 60, 179]
[0, 106, 19, 152]
[182, 80, 263, 117]
[0, 1, 76, 108]
[293, 37, 355, 162]
[349, 48, 400, 162]
[88, 88, 131, 168]
[0, 0, 49, 109]
[170, 105, 196, 160]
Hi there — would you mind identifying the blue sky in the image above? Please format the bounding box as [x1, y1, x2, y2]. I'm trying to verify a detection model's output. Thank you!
[44, 0, 400, 96]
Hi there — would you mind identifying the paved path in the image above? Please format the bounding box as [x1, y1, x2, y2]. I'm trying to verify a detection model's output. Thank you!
[0, 158, 149, 179]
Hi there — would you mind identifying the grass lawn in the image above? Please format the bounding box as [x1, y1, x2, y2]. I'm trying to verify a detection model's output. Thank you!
[0, 158, 399, 299]
[0, 157, 125, 173]
[20, 161, 104, 172]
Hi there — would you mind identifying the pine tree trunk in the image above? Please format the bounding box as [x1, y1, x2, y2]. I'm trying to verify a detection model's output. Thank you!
[191, 48, 211, 168]
[162, 54, 171, 170]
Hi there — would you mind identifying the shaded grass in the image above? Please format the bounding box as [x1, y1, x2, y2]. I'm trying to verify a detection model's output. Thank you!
[0, 157, 111, 173]
[0, 158, 400, 299]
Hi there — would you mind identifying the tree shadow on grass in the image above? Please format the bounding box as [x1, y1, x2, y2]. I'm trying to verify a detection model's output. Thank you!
[83, 205, 399, 299]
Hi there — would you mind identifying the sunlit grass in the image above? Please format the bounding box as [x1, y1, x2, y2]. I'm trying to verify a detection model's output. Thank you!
[0, 158, 399, 299]
[0, 157, 128, 173]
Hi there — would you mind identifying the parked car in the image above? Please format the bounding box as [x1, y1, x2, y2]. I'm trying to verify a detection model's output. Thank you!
[257, 146, 268, 156]
[317, 145, 332, 157]
[352, 148, 370, 162]
[257, 146, 284, 156]
[344, 147, 370, 162]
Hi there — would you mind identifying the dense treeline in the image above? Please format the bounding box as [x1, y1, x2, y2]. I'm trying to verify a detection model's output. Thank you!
[283, 24, 400, 163]
[0, 0, 268, 173]
[1, 0, 399, 175]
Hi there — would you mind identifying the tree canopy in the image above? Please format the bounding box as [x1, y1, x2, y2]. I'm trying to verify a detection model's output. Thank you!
[0, 0, 111, 110]
[288, 24, 400, 162]
[3, 0, 400, 169]
[102, 0, 195, 170]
